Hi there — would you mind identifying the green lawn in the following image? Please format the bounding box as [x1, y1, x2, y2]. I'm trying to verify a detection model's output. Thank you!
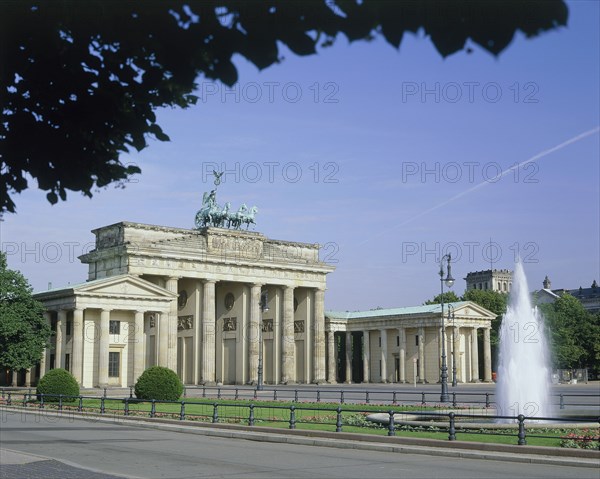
[12, 395, 595, 448]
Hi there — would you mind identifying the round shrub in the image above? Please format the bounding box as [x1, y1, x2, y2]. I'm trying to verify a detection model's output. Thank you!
[36, 368, 79, 402]
[134, 366, 183, 401]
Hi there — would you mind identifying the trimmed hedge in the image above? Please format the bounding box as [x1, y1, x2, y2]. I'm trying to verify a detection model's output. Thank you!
[36, 368, 79, 402]
[134, 366, 183, 401]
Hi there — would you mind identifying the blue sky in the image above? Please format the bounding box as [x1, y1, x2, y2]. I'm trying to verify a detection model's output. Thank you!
[2, 0, 599, 310]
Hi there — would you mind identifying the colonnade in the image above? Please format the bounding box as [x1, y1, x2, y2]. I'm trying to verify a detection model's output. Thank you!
[327, 325, 492, 384]
[34, 276, 327, 387]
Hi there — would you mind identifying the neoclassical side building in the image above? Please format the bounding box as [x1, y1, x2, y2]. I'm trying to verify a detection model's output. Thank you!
[326, 302, 495, 384]
[18, 221, 496, 388]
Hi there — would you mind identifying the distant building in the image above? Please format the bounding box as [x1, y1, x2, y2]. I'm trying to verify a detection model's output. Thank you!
[464, 269, 513, 293]
[532, 277, 600, 314]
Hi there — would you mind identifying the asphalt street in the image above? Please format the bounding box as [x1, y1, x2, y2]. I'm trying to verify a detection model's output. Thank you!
[1, 411, 598, 479]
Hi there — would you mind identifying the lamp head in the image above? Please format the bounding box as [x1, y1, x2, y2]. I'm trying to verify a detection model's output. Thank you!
[444, 254, 454, 288]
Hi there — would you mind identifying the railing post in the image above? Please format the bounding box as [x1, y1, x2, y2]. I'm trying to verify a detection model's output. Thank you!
[183, 387, 187, 399]
[421, 392, 426, 405]
[289, 405, 296, 429]
[124, 398, 130, 416]
[100, 397, 105, 415]
[58, 395, 63, 411]
[217, 387, 222, 400]
[22, 393, 27, 407]
[253, 389, 258, 400]
[78, 396, 83, 412]
[336, 406, 343, 432]
[387, 410, 395, 436]
[248, 404, 255, 426]
[180, 401, 185, 421]
[560, 394, 565, 409]
[316, 390, 321, 403]
[340, 391, 345, 404]
[212, 403, 219, 423]
[452, 392, 457, 408]
[485, 393, 490, 408]
[202, 385, 206, 398]
[235, 388, 239, 401]
[39, 394, 44, 409]
[517, 414, 527, 445]
[294, 389, 298, 402]
[393, 391, 397, 405]
[150, 400, 156, 418]
[6, 392, 11, 406]
[129, 386, 133, 399]
[366, 391, 370, 404]
[448, 412, 456, 441]
[103, 387, 107, 398]
[273, 389, 277, 401]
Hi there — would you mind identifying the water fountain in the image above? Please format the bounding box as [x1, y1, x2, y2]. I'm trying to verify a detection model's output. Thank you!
[496, 261, 552, 421]
[368, 264, 596, 430]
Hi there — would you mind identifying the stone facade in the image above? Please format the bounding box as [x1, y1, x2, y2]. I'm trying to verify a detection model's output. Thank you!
[24, 221, 498, 388]
[464, 269, 513, 293]
[32, 222, 333, 387]
[325, 302, 495, 384]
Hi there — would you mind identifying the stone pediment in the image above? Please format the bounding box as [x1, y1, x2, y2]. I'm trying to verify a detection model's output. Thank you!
[74, 274, 177, 300]
[453, 302, 497, 319]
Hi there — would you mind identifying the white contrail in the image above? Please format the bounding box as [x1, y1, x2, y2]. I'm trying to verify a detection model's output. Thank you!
[356, 126, 599, 247]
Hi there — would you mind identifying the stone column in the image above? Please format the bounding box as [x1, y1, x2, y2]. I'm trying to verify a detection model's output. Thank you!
[281, 286, 295, 384]
[165, 276, 179, 371]
[11, 370, 18, 387]
[418, 327, 425, 383]
[194, 280, 202, 385]
[471, 327, 479, 382]
[133, 311, 145, 382]
[453, 326, 460, 382]
[398, 327, 406, 383]
[25, 369, 31, 387]
[345, 332, 352, 384]
[98, 309, 111, 387]
[202, 280, 217, 385]
[380, 329, 388, 382]
[313, 288, 326, 383]
[483, 327, 492, 382]
[56, 310, 67, 369]
[362, 330, 370, 383]
[71, 308, 84, 384]
[158, 311, 169, 367]
[247, 283, 262, 384]
[40, 312, 51, 379]
[39, 349, 47, 381]
[327, 331, 336, 383]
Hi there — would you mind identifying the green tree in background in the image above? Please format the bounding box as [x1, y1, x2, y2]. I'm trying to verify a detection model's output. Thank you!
[423, 291, 460, 305]
[0, 252, 51, 372]
[539, 294, 600, 374]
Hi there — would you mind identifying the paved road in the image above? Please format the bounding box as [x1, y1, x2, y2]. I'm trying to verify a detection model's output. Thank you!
[1, 412, 598, 478]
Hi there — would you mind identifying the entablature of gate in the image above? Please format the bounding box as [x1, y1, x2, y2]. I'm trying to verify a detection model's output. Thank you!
[79, 222, 334, 286]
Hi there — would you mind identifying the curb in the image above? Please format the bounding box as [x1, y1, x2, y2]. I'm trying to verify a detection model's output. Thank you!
[2, 406, 598, 469]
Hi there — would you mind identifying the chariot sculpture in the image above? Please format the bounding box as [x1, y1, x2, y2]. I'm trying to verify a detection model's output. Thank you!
[195, 170, 258, 230]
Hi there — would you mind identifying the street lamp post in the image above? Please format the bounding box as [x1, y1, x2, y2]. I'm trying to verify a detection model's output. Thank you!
[448, 304, 457, 387]
[257, 291, 269, 391]
[439, 254, 455, 403]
